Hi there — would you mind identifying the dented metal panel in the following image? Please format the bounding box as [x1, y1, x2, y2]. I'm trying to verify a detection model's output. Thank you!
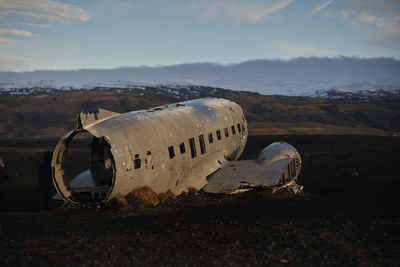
[51, 98, 302, 205]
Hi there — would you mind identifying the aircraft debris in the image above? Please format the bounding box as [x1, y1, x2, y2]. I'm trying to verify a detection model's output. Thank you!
[52, 98, 302, 205]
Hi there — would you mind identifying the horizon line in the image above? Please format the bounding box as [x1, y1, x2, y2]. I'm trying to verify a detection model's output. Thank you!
[1, 55, 399, 73]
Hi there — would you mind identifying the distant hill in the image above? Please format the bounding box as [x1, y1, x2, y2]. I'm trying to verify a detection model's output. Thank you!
[0, 86, 399, 139]
[1, 57, 399, 96]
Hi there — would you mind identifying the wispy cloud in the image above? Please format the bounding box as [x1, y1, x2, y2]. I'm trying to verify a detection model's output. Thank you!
[0, 0, 89, 23]
[0, 37, 15, 48]
[19, 22, 53, 29]
[0, 28, 32, 37]
[309, 0, 333, 15]
[343, 11, 400, 41]
[270, 41, 344, 57]
[364, 40, 400, 52]
[0, 1, 87, 51]
[191, 0, 293, 22]
[0, 54, 44, 71]
[339, 0, 400, 45]
[93, 0, 137, 17]
[344, 0, 400, 16]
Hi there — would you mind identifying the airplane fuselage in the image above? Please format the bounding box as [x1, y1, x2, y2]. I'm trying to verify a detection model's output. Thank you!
[52, 98, 248, 203]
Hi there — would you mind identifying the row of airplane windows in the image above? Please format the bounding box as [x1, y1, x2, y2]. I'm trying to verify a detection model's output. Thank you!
[130, 123, 243, 170]
[168, 123, 242, 160]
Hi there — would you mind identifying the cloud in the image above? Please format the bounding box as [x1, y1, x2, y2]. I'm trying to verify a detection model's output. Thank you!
[0, 28, 32, 37]
[344, 1, 400, 16]
[93, 0, 137, 17]
[0, 0, 89, 23]
[309, 0, 333, 15]
[191, 0, 293, 22]
[0, 54, 44, 71]
[364, 40, 400, 52]
[339, 0, 400, 43]
[19, 22, 52, 28]
[0, 37, 15, 48]
[270, 41, 345, 57]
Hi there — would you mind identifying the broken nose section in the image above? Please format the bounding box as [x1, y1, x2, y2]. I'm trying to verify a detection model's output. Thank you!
[258, 142, 303, 194]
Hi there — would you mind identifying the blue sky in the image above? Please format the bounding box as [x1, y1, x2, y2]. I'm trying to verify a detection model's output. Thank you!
[0, 0, 399, 71]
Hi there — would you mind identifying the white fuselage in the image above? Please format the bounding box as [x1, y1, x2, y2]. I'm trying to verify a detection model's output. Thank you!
[52, 98, 248, 203]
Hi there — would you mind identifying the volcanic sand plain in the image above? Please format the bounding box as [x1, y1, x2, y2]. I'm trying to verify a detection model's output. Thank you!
[0, 135, 399, 266]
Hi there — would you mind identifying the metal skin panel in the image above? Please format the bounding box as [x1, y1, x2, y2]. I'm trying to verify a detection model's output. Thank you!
[52, 97, 302, 204]
[52, 130, 76, 201]
[52, 98, 248, 203]
[203, 142, 303, 194]
[257, 142, 301, 166]
[202, 158, 291, 193]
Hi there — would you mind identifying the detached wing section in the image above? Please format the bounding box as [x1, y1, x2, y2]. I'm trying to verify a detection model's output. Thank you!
[203, 159, 291, 193]
[203, 142, 303, 194]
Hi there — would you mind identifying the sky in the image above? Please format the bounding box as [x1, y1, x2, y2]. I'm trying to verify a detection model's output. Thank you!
[0, 0, 399, 71]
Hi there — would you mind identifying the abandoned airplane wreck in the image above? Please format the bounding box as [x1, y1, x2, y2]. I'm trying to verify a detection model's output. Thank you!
[52, 98, 302, 204]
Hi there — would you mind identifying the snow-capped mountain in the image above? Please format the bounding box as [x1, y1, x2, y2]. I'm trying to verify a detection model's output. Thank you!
[0, 57, 399, 96]
[311, 88, 400, 101]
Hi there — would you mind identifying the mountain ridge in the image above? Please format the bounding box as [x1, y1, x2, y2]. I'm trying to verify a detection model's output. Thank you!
[1, 57, 399, 96]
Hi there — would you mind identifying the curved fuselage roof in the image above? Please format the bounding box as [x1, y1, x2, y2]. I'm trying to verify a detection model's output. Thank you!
[52, 98, 248, 203]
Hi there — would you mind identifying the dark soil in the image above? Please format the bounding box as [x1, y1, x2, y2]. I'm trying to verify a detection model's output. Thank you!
[0, 135, 399, 266]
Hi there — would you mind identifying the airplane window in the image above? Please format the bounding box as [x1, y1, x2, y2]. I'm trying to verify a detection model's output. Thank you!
[168, 146, 175, 159]
[134, 158, 141, 169]
[237, 123, 241, 133]
[224, 128, 229, 137]
[231, 125, 236, 135]
[179, 142, 186, 154]
[189, 138, 197, 158]
[199, 134, 206, 154]
[216, 130, 221, 140]
[208, 132, 213, 144]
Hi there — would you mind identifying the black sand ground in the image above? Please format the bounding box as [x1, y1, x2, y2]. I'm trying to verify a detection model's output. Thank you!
[0, 135, 399, 266]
